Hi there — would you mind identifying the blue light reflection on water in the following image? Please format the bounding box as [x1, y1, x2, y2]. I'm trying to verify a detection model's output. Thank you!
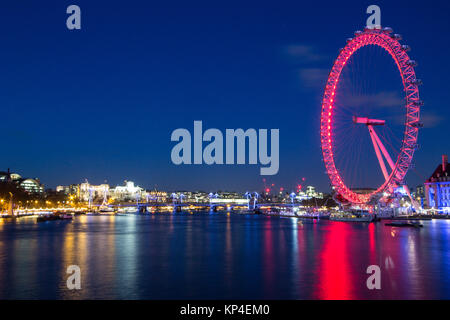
[0, 213, 450, 299]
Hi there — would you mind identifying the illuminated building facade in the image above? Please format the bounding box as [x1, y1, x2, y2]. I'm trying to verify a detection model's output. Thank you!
[78, 181, 110, 202]
[296, 186, 324, 201]
[110, 181, 145, 201]
[425, 155, 450, 213]
[0, 170, 44, 194]
[413, 185, 426, 207]
[0, 170, 20, 182]
[18, 179, 44, 194]
[56, 184, 79, 195]
[171, 191, 212, 203]
[146, 190, 168, 202]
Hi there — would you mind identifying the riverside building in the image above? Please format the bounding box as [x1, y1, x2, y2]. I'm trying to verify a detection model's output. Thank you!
[425, 155, 450, 213]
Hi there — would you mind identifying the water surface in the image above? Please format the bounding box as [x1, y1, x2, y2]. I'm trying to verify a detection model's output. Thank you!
[0, 213, 449, 299]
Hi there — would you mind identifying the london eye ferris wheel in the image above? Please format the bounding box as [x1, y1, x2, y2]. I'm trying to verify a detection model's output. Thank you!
[320, 27, 422, 206]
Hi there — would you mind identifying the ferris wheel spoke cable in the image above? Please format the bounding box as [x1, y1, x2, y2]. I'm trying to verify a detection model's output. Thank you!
[336, 47, 402, 191]
[379, 126, 401, 160]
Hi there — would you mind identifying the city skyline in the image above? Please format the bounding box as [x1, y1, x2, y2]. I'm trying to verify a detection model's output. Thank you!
[0, 1, 449, 193]
[2, 1, 450, 303]
[1, 167, 326, 195]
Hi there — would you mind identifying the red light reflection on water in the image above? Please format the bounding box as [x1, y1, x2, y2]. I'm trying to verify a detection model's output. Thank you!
[263, 218, 275, 296]
[317, 222, 355, 299]
[368, 223, 376, 256]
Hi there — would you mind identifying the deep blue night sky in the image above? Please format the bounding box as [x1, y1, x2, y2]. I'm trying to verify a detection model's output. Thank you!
[0, 0, 449, 192]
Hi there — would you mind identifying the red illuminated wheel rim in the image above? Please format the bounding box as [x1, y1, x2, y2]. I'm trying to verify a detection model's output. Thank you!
[320, 28, 421, 205]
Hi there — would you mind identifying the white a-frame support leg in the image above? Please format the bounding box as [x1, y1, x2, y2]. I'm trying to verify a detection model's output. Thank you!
[368, 125, 389, 181]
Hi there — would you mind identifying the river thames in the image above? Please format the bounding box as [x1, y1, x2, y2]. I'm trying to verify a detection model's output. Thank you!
[0, 212, 449, 299]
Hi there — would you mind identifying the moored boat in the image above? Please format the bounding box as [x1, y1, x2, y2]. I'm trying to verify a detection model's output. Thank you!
[330, 212, 376, 222]
[37, 213, 73, 222]
[37, 215, 59, 222]
[385, 221, 423, 228]
[318, 212, 330, 220]
[279, 209, 297, 217]
[99, 205, 115, 213]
